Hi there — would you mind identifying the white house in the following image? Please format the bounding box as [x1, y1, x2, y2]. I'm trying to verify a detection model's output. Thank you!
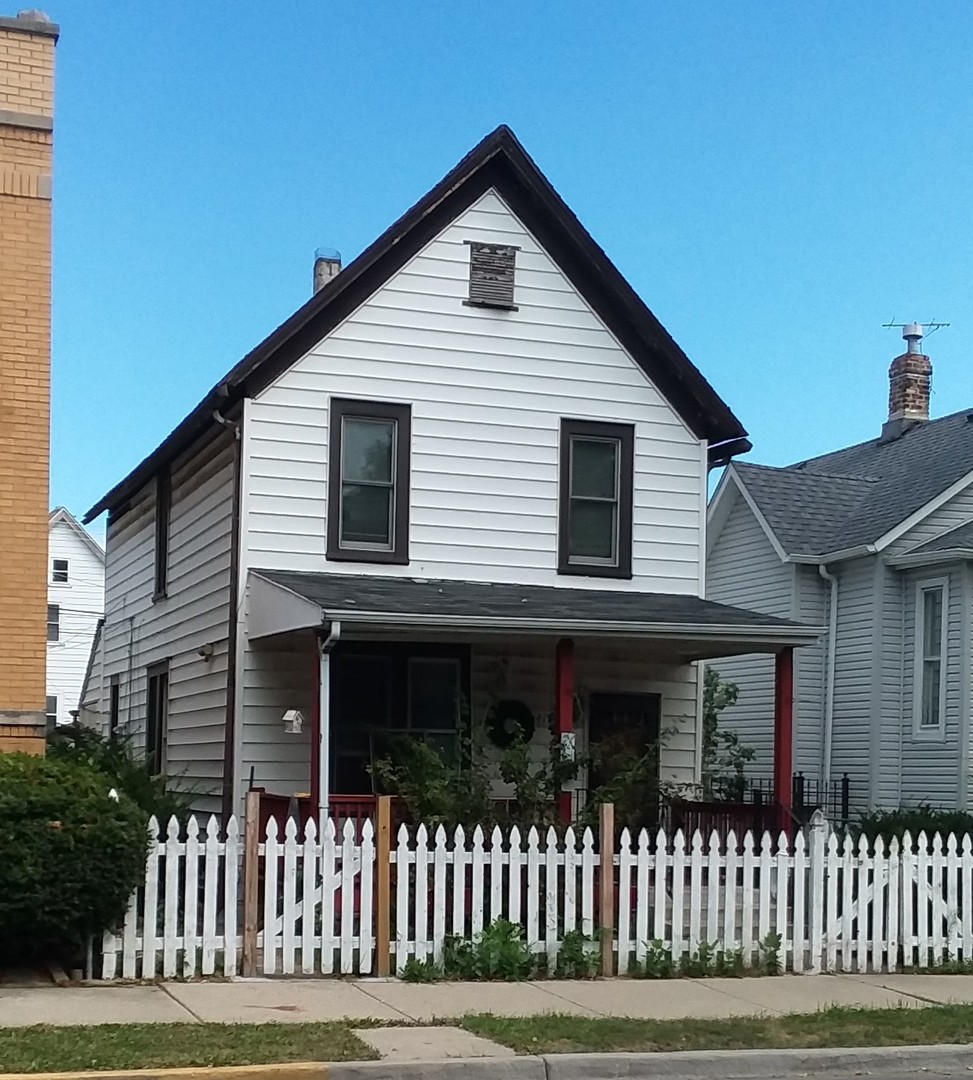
[83, 127, 817, 823]
[47, 507, 105, 727]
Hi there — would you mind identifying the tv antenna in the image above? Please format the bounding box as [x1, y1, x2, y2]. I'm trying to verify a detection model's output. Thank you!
[882, 318, 950, 337]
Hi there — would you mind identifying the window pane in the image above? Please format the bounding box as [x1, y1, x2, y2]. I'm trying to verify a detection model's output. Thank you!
[922, 658, 941, 727]
[341, 483, 392, 547]
[342, 418, 393, 483]
[409, 659, 460, 730]
[47, 604, 59, 642]
[571, 438, 618, 499]
[52, 558, 68, 583]
[923, 588, 943, 655]
[569, 499, 616, 561]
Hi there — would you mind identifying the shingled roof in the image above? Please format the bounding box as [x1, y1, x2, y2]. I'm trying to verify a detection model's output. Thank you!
[729, 407, 973, 558]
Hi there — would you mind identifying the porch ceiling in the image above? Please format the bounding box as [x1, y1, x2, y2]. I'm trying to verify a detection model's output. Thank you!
[248, 570, 821, 659]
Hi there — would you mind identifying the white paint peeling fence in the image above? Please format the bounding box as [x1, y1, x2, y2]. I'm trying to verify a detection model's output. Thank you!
[101, 803, 973, 980]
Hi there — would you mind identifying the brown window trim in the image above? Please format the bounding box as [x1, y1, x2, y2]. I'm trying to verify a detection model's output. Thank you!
[153, 470, 170, 601]
[146, 660, 169, 777]
[557, 418, 634, 579]
[327, 398, 411, 565]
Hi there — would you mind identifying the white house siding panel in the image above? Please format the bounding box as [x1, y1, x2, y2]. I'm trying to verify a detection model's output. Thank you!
[897, 564, 964, 808]
[240, 634, 314, 798]
[887, 483, 973, 555]
[794, 565, 826, 779]
[102, 433, 235, 814]
[827, 557, 875, 813]
[874, 561, 905, 809]
[705, 494, 792, 779]
[47, 521, 105, 725]
[244, 188, 705, 594]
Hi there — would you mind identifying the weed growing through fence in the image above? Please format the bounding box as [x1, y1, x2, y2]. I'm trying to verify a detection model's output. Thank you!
[555, 929, 598, 979]
[759, 932, 783, 976]
[630, 938, 771, 979]
[400, 955, 441, 983]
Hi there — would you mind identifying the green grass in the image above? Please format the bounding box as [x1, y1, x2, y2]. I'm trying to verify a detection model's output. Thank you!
[461, 1004, 973, 1055]
[0, 1022, 378, 1073]
[4, 1005, 973, 1072]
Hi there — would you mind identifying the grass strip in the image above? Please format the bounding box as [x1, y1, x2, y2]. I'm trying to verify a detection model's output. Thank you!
[0, 1022, 378, 1074]
[461, 1003, 973, 1054]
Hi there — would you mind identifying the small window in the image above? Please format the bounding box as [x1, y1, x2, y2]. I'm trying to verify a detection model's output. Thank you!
[558, 419, 634, 578]
[108, 677, 120, 740]
[465, 241, 518, 310]
[47, 603, 60, 642]
[327, 398, 411, 564]
[146, 662, 169, 776]
[45, 695, 58, 730]
[914, 580, 947, 736]
[51, 558, 69, 583]
[154, 471, 170, 599]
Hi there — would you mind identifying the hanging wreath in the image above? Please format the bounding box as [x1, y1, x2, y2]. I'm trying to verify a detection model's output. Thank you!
[486, 698, 536, 749]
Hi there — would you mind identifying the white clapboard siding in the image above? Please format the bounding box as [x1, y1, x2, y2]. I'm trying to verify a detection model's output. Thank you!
[245, 188, 705, 596]
[102, 432, 236, 814]
[103, 815, 973, 980]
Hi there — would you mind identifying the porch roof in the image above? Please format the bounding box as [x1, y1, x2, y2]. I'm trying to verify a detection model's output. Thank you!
[248, 570, 820, 658]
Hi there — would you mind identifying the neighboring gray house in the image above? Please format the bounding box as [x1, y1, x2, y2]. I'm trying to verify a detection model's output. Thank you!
[707, 325, 973, 813]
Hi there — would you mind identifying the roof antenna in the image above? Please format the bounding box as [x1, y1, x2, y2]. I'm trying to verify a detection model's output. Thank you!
[882, 318, 951, 350]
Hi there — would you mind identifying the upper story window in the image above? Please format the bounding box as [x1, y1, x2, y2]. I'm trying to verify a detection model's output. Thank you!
[464, 241, 518, 310]
[47, 603, 60, 642]
[51, 558, 69, 584]
[914, 578, 947, 737]
[327, 398, 411, 565]
[109, 677, 120, 741]
[558, 418, 634, 579]
[154, 471, 170, 600]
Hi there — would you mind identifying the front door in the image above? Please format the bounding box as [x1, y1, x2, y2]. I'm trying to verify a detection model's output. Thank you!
[587, 692, 661, 818]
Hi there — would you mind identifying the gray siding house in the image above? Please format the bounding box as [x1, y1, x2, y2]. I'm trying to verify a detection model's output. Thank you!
[83, 127, 815, 823]
[707, 326, 973, 813]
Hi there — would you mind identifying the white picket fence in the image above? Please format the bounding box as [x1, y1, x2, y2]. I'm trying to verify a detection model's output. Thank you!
[101, 813, 973, 980]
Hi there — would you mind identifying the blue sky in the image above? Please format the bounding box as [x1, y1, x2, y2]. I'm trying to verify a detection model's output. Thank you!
[50, 2, 973, 529]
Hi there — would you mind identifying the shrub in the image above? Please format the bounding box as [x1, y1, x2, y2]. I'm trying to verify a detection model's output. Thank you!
[854, 804, 973, 846]
[0, 753, 149, 964]
[48, 724, 195, 825]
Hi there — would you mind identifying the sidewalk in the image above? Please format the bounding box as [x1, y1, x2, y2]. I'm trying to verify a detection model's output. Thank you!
[4, 973, 973, 1028]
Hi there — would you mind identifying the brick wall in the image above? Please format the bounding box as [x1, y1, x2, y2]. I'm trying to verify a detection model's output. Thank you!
[0, 13, 58, 753]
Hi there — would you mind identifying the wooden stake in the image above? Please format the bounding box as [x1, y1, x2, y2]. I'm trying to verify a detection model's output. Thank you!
[375, 795, 392, 977]
[242, 790, 261, 977]
[599, 801, 615, 977]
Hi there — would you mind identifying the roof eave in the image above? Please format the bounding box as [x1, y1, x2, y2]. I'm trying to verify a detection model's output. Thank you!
[887, 549, 973, 568]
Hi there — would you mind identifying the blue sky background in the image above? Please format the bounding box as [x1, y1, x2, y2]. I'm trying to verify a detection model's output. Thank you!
[49, 2, 973, 533]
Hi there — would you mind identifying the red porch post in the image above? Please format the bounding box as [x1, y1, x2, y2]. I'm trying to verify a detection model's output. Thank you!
[555, 638, 575, 824]
[310, 646, 321, 816]
[773, 647, 794, 834]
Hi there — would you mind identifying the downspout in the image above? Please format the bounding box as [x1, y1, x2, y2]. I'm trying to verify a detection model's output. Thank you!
[315, 620, 342, 839]
[819, 563, 838, 785]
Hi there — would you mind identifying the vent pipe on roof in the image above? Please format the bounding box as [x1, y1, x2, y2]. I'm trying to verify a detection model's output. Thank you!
[313, 248, 342, 295]
[880, 323, 931, 442]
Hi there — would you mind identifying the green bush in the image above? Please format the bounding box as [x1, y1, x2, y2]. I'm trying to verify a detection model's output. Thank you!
[48, 724, 195, 825]
[0, 753, 149, 963]
[854, 804, 973, 846]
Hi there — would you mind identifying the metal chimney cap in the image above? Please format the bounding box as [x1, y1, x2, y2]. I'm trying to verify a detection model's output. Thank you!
[314, 247, 341, 262]
[902, 322, 923, 340]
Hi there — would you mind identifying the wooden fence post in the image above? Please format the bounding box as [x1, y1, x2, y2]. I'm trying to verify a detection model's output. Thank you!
[599, 802, 615, 977]
[375, 796, 392, 977]
[242, 790, 261, 977]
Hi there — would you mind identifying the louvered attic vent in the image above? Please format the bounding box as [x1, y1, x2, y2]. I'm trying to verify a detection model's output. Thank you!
[465, 241, 519, 310]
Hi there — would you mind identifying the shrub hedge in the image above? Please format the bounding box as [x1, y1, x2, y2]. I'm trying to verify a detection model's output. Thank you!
[0, 753, 148, 964]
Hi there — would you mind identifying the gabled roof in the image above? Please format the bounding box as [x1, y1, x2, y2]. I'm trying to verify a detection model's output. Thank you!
[84, 126, 749, 523]
[906, 519, 973, 558]
[50, 507, 106, 562]
[718, 408, 973, 560]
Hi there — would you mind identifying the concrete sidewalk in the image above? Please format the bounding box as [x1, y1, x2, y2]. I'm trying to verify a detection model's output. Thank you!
[3, 974, 973, 1028]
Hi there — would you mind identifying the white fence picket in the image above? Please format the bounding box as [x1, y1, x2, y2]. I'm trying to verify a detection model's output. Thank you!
[544, 826, 558, 971]
[142, 816, 161, 978]
[223, 815, 240, 977]
[902, 830, 916, 969]
[931, 832, 945, 965]
[433, 825, 448, 965]
[775, 832, 789, 970]
[508, 826, 523, 927]
[359, 819, 375, 974]
[413, 824, 430, 966]
[451, 824, 467, 940]
[855, 833, 868, 973]
[962, 834, 973, 964]
[634, 829, 650, 966]
[262, 817, 279, 976]
[706, 830, 721, 950]
[671, 829, 686, 966]
[740, 831, 754, 967]
[581, 828, 596, 938]
[201, 816, 219, 976]
[471, 826, 485, 940]
[182, 816, 200, 978]
[616, 828, 631, 974]
[723, 830, 738, 961]
[339, 818, 357, 974]
[653, 827, 667, 945]
[281, 817, 299, 975]
[301, 819, 318, 975]
[490, 825, 504, 925]
[394, 823, 410, 975]
[526, 827, 540, 951]
[791, 830, 805, 973]
[688, 831, 703, 954]
[564, 826, 579, 939]
[917, 831, 931, 968]
[321, 817, 338, 975]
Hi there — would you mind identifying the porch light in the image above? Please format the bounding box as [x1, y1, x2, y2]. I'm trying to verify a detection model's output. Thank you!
[282, 709, 305, 735]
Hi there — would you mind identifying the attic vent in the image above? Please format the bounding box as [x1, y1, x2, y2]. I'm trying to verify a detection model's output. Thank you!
[465, 241, 519, 310]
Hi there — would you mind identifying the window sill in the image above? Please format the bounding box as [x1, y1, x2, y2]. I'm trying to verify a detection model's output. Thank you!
[152, 590, 168, 604]
[557, 562, 632, 581]
[911, 725, 947, 743]
[327, 548, 409, 566]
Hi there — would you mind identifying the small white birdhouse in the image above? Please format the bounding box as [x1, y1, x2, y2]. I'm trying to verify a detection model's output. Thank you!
[282, 709, 305, 735]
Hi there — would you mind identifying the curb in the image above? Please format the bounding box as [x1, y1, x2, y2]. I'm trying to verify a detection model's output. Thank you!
[6, 1044, 973, 1080]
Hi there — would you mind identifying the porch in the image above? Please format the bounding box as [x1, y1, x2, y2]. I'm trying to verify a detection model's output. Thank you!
[241, 571, 820, 834]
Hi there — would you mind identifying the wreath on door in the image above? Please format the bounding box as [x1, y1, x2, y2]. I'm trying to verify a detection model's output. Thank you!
[486, 698, 536, 749]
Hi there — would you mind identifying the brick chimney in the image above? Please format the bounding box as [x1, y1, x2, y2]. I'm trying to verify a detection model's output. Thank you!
[881, 323, 931, 442]
[313, 247, 341, 294]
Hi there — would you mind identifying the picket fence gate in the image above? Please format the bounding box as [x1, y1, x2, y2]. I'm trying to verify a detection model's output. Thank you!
[101, 804, 973, 981]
